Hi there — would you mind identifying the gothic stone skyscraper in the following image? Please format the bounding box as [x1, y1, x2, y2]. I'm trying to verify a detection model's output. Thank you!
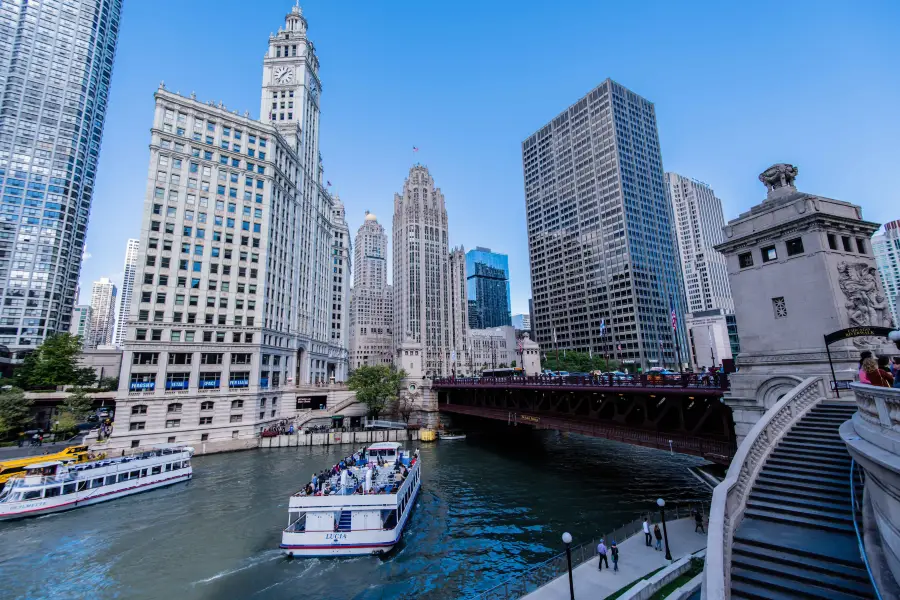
[393, 165, 452, 376]
[522, 79, 688, 370]
[0, 0, 122, 352]
[349, 212, 392, 369]
[109, 5, 347, 453]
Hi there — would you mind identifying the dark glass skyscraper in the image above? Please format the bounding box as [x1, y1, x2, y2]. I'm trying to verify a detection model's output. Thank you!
[0, 0, 123, 352]
[522, 79, 688, 370]
[466, 247, 511, 329]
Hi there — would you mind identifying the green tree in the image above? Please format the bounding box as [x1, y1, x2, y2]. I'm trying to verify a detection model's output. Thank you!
[52, 411, 78, 438]
[98, 376, 119, 391]
[347, 365, 407, 419]
[13, 334, 97, 390]
[0, 387, 33, 434]
[63, 388, 94, 421]
[542, 351, 618, 374]
[498, 363, 508, 369]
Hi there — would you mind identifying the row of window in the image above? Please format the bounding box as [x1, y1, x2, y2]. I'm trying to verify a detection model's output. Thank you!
[739, 233, 867, 269]
[129, 371, 251, 391]
[134, 330, 255, 343]
[12, 461, 190, 501]
[132, 352, 252, 366]
[130, 416, 242, 430]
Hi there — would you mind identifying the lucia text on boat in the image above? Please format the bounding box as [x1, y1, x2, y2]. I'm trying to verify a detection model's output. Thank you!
[0, 444, 194, 521]
[280, 442, 422, 557]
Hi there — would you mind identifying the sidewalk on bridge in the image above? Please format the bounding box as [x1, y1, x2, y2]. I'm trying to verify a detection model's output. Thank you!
[523, 517, 706, 600]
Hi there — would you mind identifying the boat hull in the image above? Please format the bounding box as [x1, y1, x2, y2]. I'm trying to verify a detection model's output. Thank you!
[280, 473, 421, 557]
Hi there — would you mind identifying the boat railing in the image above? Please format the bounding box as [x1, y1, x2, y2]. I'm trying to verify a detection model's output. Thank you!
[283, 514, 306, 533]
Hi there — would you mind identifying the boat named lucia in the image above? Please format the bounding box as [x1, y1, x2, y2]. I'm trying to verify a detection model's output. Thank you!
[0, 445, 193, 521]
[280, 442, 421, 557]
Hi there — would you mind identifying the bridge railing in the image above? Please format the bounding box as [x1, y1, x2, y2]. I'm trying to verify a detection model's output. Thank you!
[433, 373, 728, 391]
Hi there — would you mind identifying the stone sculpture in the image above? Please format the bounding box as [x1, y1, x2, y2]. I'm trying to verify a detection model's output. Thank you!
[838, 262, 895, 336]
[758, 163, 799, 193]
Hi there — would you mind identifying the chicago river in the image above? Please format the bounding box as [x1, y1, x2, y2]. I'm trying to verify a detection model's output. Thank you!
[0, 432, 710, 599]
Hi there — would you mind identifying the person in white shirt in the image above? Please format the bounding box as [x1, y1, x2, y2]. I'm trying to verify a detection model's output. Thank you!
[643, 518, 652, 546]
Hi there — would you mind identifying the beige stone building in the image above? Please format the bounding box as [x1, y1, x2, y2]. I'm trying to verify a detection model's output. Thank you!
[349, 212, 392, 369]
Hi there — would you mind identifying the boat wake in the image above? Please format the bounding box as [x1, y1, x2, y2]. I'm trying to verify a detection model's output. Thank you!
[192, 550, 283, 585]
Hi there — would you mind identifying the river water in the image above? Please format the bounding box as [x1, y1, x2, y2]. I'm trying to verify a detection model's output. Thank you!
[0, 430, 710, 600]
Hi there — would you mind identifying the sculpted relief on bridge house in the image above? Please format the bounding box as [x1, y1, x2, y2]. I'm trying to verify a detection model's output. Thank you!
[838, 261, 895, 347]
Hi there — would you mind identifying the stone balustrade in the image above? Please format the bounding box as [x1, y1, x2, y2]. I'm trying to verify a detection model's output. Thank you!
[841, 384, 900, 598]
[703, 376, 826, 599]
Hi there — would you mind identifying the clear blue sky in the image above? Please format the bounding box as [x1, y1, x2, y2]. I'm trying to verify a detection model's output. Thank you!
[80, 0, 899, 314]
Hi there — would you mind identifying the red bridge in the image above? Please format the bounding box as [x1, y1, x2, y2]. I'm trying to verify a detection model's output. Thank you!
[432, 374, 736, 464]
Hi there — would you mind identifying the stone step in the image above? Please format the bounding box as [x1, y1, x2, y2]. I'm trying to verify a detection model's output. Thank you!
[752, 482, 850, 505]
[732, 554, 872, 597]
[746, 498, 852, 525]
[801, 415, 852, 424]
[749, 490, 851, 513]
[743, 507, 855, 534]
[731, 567, 870, 599]
[789, 427, 844, 439]
[782, 432, 846, 446]
[754, 473, 848, 497]
[775, 440, 851, 459]
[791, 423, 843, 434]
[732, 541, 870, 584]
[764, 457, 849, 477]
[761, 465, 847, 485]
[769, 449, 851, 467]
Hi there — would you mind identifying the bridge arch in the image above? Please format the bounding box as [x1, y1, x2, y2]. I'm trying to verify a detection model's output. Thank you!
[755, 376, 804, 410]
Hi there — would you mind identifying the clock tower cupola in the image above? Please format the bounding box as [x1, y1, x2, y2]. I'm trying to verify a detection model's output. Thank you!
[260, 2, 320, 153]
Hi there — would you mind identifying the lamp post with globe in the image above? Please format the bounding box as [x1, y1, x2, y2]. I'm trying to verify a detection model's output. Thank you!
[562, 532, 575, 600]
[657, 498, 672, 561]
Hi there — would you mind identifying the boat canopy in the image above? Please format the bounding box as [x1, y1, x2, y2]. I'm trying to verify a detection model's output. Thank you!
[367, 442, 401, 451]
[24, 461, 62, 470]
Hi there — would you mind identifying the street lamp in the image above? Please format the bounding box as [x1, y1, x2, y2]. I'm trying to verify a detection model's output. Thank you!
[657, 498, 672, 561]
[562, 531, 575, 600]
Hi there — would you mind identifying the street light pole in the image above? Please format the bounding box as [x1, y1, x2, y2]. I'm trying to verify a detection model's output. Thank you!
[657, 498, 672, 561]
[562, 532, 575, 600]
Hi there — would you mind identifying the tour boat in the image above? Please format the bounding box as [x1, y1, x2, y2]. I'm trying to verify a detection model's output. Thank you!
[0, 445, 193, 521]
[280, 442, 422, 557]
[439, 430, 466, 441]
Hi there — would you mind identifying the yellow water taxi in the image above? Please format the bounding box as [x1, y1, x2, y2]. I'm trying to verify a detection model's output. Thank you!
[0, 445, 94, 490]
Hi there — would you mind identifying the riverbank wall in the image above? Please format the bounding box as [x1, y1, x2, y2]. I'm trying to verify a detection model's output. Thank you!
[258, 428, 421, 450]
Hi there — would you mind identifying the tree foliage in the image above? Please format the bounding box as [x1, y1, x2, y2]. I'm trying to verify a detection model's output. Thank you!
[98, 377, 119, 392]
[14, 334, 97, 390]
[0, 387, 33, 433]
[541, 351, 618, 374]
[63, 388, 94, 420]
[52, 411, 78, 437]
[395, 391, 418, 424]
[347, 365, 407, 419]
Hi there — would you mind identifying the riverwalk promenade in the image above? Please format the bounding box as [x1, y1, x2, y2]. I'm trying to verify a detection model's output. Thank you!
[523, 517, 706, 600]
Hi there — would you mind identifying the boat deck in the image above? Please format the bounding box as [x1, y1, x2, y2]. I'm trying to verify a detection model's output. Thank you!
[293, 457, 415, 498]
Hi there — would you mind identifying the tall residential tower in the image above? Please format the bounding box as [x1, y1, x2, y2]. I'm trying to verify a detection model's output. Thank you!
[392, 165, 452, 376]
[0, 0, 123, 352]
[349, 212, 392, 369]
[88, 277, 116, 348]
[114, 238, 140, 347]
[872, 220, 900, 326]
[522, 79, 688, 370]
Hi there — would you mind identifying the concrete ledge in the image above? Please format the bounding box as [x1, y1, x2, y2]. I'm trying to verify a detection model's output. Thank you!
[619, 550, 705, 600]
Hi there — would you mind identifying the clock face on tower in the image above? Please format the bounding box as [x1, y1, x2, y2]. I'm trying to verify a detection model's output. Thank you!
[274, 66, 294, 84]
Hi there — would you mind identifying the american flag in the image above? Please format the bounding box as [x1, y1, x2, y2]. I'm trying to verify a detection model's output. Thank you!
[413, 146, 419, 152]
[670, 300, 678, 331]
[326, 180, 332, 187]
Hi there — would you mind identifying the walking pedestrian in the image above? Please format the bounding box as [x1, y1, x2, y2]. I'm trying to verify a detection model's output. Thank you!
[597, 539, 609, 571]
[694, 509, 705, 533]
[643, 518, 652, 546]
[610, 541, 619, 572]
[654, 524, 663, 551]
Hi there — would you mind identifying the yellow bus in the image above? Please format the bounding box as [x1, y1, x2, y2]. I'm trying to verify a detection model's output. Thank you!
[0, 445, 92, 489]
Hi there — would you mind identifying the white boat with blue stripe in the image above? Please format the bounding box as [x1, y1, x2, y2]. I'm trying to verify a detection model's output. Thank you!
[280, 442, 422, 557]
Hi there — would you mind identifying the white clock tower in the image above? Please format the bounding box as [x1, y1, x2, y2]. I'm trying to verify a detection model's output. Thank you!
[260, 2, 321, 154]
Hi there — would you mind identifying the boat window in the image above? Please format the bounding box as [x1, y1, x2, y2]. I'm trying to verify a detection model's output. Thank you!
[118, 473, 129, 483]
[23, 490, 41, 500]
[91, 478, 104, 489]
[44, 487, 61, 498]
[182, 460, 190, 468]
[140, 469, 147, 478]
[77, 481, 88, 492]
[165, 463, 172, 472]
[386, 450, 395, 456]
[172, 462, 181, 471]
[151, 465, 162, 475]
[105, 475, 117, 485]
[63, 483, 77, 495]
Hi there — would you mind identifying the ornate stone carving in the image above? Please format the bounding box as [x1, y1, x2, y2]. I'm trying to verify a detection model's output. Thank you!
[838, 262, 895, 342]
[759, 163, 799, 196]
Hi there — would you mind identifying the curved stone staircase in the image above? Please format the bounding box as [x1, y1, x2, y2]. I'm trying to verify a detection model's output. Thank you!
[730, 401, 872, 599]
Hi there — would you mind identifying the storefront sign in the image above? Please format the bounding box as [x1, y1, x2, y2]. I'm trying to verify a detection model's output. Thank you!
[129, 381, 155, 391]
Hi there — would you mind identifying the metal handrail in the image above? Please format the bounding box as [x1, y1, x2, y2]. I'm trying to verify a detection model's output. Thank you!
[469, 503, 707, 600]
[850, 459, 883, 600]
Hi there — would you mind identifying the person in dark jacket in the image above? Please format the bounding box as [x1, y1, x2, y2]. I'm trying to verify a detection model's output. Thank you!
[610, 541, 619, 572]
[693, 509, 705, 533]
[654, 524, 663, 551]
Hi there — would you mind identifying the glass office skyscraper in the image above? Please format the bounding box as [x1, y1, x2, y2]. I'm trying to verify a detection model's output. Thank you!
[522, 79, 688, 370]
[466, 247, 511, 329]
[0, 0, 122, 353]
